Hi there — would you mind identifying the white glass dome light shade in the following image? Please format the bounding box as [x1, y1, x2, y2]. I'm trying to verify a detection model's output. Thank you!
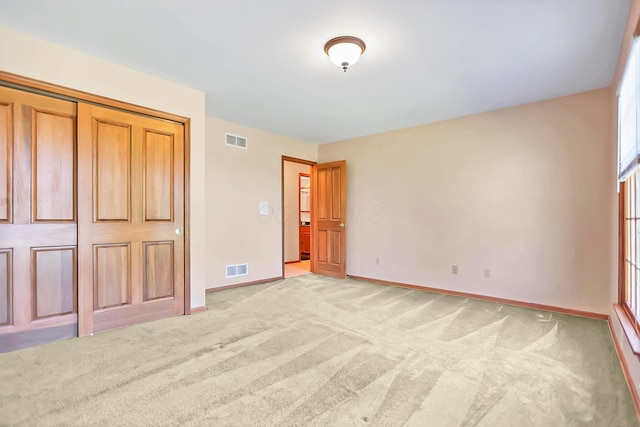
[328, 42, 362, 68]
[324, 36, 366, 72]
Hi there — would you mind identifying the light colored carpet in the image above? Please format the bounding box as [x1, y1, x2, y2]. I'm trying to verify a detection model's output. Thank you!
[0, 274, 637, 426]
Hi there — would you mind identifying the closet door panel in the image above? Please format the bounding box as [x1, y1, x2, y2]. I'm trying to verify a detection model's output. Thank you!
[0, 249, 11, 326]
[94, 243, 130, 309]
[78, 103, 184, 337]
[33, 247, 76, 318]
[143, 241, 173, 301]
[0, 103, 10, 222]
[0, 86, 77, 353]
[143, 130, 173, 222]
[32, 110, 75, 222]
[95, 120, 131, 222]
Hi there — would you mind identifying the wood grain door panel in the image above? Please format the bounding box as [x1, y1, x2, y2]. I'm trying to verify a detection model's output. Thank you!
[94, 243, 130, 309]
[144, 131, 174, 222]
[32, 109, 75, 222]
[32, 247, 76, 319]
[78, 103, 184, 336]
[312, 161, 347, 278]
[316, 168, 328, 221]
[95, 120, 131, 222]
[0, 86, 78, 352]
[330, 168, 342, 221]
[143, 241, 174, 301]
[330, 231, 342, 265]
[0, 102, 12, 222]
[0, 249, 11, 326]
[317, 231, 328, 263]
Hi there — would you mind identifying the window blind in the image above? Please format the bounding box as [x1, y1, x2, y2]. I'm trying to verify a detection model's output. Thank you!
[619, 38, 640, 181]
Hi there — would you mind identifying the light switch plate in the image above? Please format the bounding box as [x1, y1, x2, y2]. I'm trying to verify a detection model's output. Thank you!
[259, 201, 269, 215]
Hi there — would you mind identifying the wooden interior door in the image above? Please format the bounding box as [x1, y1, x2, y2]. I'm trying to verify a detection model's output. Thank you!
[312, 161, 347, 278]
[0, 86, 78, 352]
[77, 103, 184, 336]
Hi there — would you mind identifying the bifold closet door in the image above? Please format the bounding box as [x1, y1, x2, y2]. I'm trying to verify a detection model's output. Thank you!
[77, 103, 185, 336]
[0, 86, 78, 352]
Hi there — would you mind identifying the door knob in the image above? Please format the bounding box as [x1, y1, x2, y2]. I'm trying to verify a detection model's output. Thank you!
[339, 223, 345, 228]
[175, 228, 182, 235]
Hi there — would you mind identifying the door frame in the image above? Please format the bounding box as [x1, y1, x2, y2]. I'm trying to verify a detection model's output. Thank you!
[0, 71, 193, 319]
[281, 156, 316, 277]
[299, 172, 311, 261]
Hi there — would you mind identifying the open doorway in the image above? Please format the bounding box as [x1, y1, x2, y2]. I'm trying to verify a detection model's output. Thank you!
[283, 157, 314, 278]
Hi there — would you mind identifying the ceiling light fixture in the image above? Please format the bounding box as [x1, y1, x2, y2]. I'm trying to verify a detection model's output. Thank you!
[324, 36, 366, 72]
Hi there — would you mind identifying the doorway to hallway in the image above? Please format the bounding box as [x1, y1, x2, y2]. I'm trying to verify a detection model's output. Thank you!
[282, 157, 314, 278]
[284, 260, 311, 278]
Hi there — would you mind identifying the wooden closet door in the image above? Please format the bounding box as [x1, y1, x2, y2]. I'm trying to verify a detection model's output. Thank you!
[0, 86, 78, 352]
[77, 103, 184, 336]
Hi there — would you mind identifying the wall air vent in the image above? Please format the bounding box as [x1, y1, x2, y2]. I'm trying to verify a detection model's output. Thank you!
[225, 133, 248, 149]
[226, 263, 249, 278]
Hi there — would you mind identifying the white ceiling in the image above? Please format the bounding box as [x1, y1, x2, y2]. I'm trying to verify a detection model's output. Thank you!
[0, 0, 632, 143]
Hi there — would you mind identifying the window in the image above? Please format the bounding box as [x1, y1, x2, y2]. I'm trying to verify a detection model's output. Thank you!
[618, 38, 640, 352]
[621, 173, 640, 327]
[619, 39, 639, 182]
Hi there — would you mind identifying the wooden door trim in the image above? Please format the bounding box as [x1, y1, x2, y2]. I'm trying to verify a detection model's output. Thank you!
[0, 71, 193, 319]
[282, 156, 316, 166]
[281, 156, 316, 278]
[183, 120, 192, 314]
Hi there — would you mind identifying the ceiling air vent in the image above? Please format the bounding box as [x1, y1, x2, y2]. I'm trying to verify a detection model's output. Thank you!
[226, 263, 249, 278]
[225, 133, 247, 149]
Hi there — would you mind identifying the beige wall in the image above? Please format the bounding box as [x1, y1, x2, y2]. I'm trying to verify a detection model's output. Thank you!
[609, 0, 640, 404]
[206, 117, 317, 289]
[284, 161, 311, 262]
[0, 26, 208, 309]
[319, 88, 613, 314]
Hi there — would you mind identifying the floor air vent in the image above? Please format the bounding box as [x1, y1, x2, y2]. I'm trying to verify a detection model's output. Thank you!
[226, 263, 249, 278]
[225, 133, 247, 148]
